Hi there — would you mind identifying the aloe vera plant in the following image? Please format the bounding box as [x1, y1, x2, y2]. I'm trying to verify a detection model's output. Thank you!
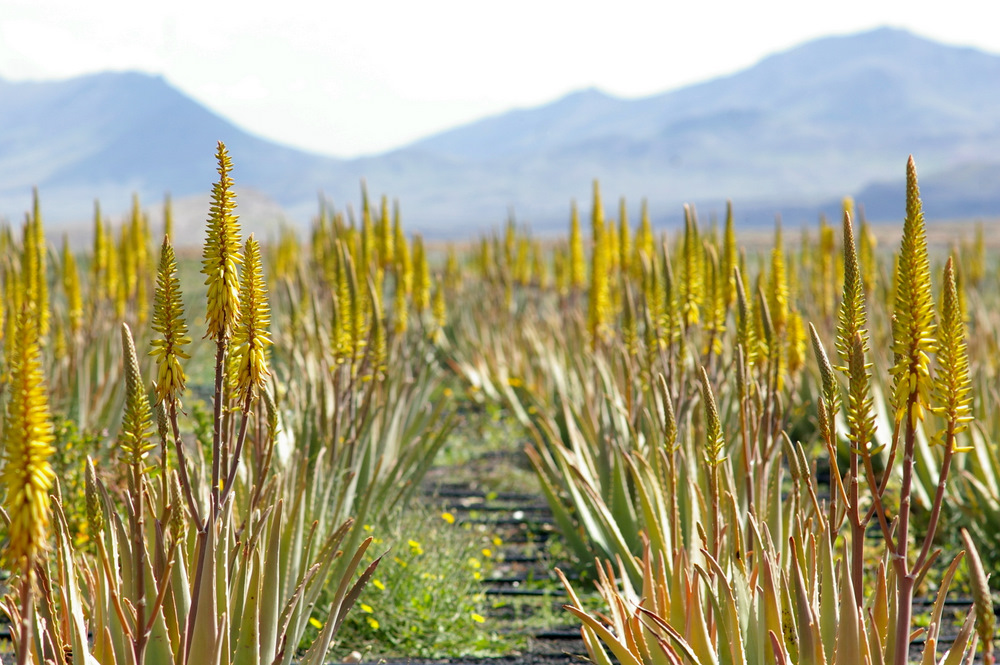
[555, 157, 991, 665]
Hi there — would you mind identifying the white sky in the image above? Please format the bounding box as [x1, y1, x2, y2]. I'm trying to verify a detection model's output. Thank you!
[3, 0, 999, 158]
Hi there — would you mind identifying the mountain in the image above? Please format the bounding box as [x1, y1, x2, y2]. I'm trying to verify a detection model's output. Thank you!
[394, 26, 1000, 227]
[0, 71, 348, 227]
[2, 27, 999, 236]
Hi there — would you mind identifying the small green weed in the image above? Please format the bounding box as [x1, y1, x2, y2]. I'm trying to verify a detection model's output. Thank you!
[330, 502, 506, 659]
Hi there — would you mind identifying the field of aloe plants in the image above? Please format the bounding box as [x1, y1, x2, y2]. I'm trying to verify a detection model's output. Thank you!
[0, 142, 998, 665]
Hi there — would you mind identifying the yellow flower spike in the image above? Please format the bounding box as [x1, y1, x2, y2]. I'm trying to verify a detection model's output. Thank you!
[61, 236, 83, 338]
[703, 244, 725, 358]
[30, 190, 50, 338]
[201, 141, 243, 342]
[119, 323, 155, 475]
[85, 456, 103, 535]
[20, 215, 38, 327]
[393, 204, 412, 295]
[890, 156, 937, 422]
[360, 181, 375, 271]
[131, 195, 152, 325]
[634, 198, 654, 276]
[721, 200, 737, 308]
[412, 235, 430, 314]
[699, 367, 725, 467]
[618, 197, 631, 276]
[606, 209, 619, 275]
[432, 278, 447, 330]
[932, 257, 973, 451]
[786, 310, 806, 376]
[150, 235, 191, 407]
[2, 309, 56, 567]
[859, 217, 878, 294]
[734, 266, 757, 369]
[378, 195, 394, 270]
[92, 202, 106, 302]
[444, 244, 460, 292]
[681, 204, 703, 327]
[847, 332, 878, 456]
[106, 225, 123, 317]
[568, 200, 585, 291]
[393, 280, 409, 335]
[768, 223, 788, 337]
[232, 234, 272, 411]
[808, 322, 840, 446]
[587, 181, 611, 347]
[3, 273, 20, 357]
[836, 212, 869, 370]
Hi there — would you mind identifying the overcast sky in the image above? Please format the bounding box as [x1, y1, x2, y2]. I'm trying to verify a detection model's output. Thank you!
[3, 0, 999, 158]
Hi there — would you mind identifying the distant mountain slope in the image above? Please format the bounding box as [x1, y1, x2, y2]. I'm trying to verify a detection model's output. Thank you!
[395, 27, 1000, 226]
[2, 27, 998, 234]
[0, 71, 345, 224]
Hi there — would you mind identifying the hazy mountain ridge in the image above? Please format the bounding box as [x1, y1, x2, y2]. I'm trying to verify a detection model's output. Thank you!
[1, 27, 998, 235]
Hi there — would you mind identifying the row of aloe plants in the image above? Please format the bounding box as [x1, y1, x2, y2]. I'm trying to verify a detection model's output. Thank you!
[2, 142, 999, 664]
[0, 142, 459, 663]
[443, 159, 999, 664]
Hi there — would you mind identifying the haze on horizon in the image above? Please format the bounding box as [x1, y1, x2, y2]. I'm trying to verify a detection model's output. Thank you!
[3, 0, 1000, 158]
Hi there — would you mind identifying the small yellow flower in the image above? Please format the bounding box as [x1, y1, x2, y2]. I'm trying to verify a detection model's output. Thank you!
[467, 557, 481, 569]
[363, 524, 374, 532]
[471, 613, 486, 624]
[393, 556, 408, 568]
[492, 536, 503, 547]
[360, 603, 373, 614]
[441, 512, 456, 524]
[372, 579, 385, 591]
[481, 548, 493, 558]
[367, 617, 380, 630]
[408, 539, 424, 555]
[309, 617, 323, 629]
[443, 387, 453, 397]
